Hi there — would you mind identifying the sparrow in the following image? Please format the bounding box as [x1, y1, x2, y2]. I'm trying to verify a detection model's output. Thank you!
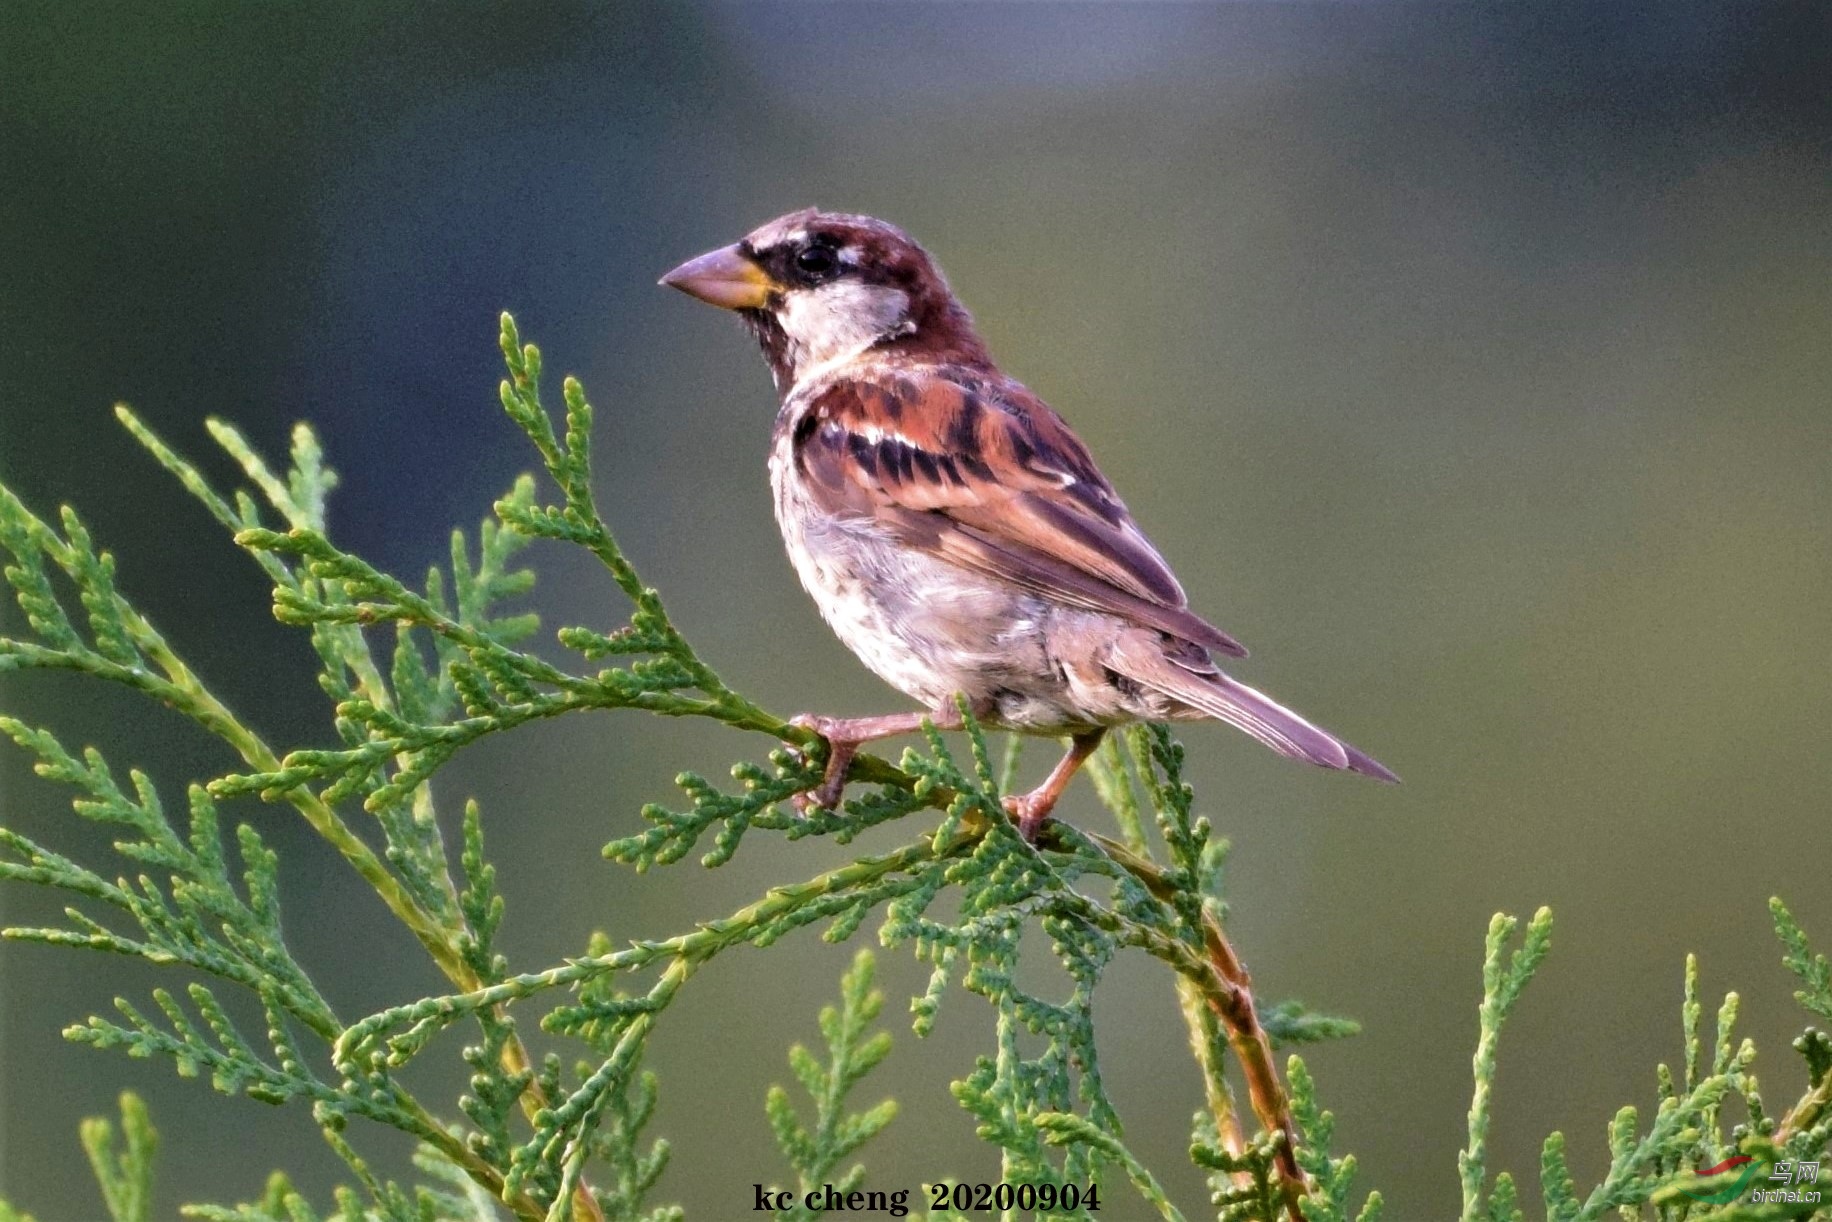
[661, 209, 1395, 839]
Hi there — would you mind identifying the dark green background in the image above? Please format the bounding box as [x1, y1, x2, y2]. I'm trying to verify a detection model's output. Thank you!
[4, 4, 1830, 1218]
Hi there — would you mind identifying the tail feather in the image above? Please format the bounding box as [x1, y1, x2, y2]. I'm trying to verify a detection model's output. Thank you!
[1340, 741, 1400, 783]
[1106, 635, 1398, 782]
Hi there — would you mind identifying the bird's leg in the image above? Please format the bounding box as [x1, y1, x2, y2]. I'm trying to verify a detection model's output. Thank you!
[1005, 729, 1106, 841]
[789, 704, 973, 814]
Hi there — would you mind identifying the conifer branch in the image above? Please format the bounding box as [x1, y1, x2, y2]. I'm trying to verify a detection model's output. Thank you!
[764, 949, 899, 1222]
[81, 1092, 158, 1222]
[1462, 908, 1554, 1222]
[1771, 899, 1832, 1143]
[1080, 727, 1319, 1222]
[5, 315, 1827, 1222]
[117, 404, 603, 1222]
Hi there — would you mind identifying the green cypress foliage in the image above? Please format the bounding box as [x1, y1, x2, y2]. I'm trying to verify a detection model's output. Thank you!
[1, 316, 1827, 1220]
[764, 949, 899, 1222]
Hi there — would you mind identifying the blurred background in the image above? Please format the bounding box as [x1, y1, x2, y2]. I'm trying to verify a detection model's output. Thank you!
[3, 3, 1830, 1217]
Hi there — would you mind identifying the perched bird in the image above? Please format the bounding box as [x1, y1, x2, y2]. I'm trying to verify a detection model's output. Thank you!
[661, 209, 1395, 838]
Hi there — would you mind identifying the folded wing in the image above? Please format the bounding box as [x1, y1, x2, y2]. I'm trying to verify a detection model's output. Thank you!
[791, 369, 1247, 658]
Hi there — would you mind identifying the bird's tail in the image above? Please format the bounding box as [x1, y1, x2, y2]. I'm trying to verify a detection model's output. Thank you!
[1106, 634, 1398, 782]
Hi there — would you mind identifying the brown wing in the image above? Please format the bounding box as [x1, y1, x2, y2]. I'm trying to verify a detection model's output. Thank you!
[791, 368, 1247, 657]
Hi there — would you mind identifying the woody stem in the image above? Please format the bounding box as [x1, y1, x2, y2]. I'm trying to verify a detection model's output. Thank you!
[1090, 833, 1308, 1221]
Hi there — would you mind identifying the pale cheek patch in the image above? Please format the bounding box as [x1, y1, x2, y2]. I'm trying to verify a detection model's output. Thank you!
[778, 283, 912, 372]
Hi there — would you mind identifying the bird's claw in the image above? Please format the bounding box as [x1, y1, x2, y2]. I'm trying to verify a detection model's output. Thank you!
[789, 713, 836, 739]
[789, 760, 847, 816]
[788, 714, 853, 816]
[1002, 791, 1055, 843]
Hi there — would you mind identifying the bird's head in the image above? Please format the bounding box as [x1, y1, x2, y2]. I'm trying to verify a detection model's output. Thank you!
[660, 208, 988, 391]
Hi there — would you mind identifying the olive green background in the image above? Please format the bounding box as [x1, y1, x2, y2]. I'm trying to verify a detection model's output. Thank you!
[3, 4, 1830, 1218]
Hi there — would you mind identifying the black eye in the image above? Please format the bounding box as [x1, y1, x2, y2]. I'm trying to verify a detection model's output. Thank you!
[795, 244, 839, 279]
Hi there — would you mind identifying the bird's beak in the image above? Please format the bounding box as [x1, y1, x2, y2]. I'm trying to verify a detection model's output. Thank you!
[658, 243, 778, 310]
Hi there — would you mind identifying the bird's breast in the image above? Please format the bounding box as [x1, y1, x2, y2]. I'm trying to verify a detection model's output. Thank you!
[769, 419, 1047, 711]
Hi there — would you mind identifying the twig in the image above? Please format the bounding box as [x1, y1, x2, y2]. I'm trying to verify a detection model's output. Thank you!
[1088, 833, 1308, 1221]
[1200, 910, 1307, 1220]
[1777, 1072, 1832, 1145]
[1178, 977, 1249, 1156]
